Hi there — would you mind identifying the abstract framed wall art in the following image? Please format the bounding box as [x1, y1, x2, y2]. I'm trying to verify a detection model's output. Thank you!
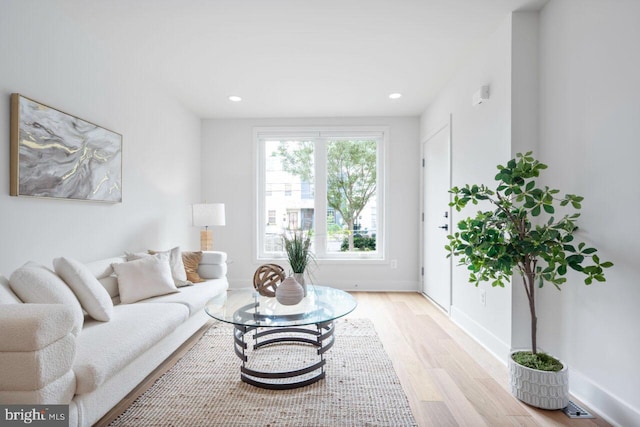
[10, 94, 123, 203]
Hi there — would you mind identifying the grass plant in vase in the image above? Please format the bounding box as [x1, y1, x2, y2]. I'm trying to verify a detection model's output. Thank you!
[282, 228, 314, 296]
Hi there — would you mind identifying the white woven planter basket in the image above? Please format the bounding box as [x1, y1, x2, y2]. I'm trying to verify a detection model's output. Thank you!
[508, 351, 569, 410]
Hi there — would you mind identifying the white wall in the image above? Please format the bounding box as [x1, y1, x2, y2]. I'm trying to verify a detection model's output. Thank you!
[201, 117, 420, 291]
[0, 0, 202, 274]
[537, 0, 640, 423]
[509, 12, 540, 351]
[420, 15, 517, 361]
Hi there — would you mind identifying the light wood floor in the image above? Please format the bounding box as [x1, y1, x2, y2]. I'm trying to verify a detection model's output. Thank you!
[348, 292, 610, 427]
[97, 292, 610, 427]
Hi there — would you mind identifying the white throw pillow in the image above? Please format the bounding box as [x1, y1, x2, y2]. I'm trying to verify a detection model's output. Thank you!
[113, 255, 179, 304]
[9, 262, 84, 336]
[124, 251, 151, 262]
[0, 274, 21, 304]
[148, 246, 189, 286]
[53, 257, 113, 322]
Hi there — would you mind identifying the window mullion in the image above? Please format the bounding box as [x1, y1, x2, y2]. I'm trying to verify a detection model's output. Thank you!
[256, 138, 267, 259]
[314, 138, 327, 257]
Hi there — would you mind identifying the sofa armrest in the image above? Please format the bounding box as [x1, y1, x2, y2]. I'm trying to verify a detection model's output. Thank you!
[0, 304, 77, 403]
[0, 304, 75, 352]
[198, 251, 228, 280]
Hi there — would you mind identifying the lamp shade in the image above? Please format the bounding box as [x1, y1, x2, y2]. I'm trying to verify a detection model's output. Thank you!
[192, 203, 226, 227]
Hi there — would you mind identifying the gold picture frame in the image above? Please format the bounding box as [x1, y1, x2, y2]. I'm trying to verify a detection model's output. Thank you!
[10, 93, 123, 203]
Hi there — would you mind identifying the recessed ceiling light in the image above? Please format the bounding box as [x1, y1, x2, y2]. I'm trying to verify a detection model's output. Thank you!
[229, 95, 242, 102]
[388, 93, 402, 99]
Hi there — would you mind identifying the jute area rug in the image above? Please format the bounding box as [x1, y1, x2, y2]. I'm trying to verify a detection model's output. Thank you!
[109, 318, 417, 426]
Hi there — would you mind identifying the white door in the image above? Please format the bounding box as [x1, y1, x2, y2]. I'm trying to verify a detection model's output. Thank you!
[422, 121, 452, 312]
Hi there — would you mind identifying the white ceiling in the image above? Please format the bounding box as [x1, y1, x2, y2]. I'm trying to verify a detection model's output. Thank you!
[56, 0, 547, 119]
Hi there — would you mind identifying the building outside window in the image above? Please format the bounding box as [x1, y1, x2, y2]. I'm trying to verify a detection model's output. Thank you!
[256, 128, 386, 260]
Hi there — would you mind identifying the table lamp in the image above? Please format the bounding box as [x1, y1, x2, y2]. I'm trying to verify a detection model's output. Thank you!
[192, 203, 225, 251]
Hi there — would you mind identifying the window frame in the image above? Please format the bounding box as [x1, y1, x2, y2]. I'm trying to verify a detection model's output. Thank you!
[254, 126, 387, 264]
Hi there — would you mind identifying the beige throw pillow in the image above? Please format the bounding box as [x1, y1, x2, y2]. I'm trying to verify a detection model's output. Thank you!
[182, 251, 205, 283]
[113, 255, 178, 304]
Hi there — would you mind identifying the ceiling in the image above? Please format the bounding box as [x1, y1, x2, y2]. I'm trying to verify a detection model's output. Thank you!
[56, 0, 547, 119]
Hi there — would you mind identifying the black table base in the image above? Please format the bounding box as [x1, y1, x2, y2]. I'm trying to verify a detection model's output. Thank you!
[233, 321, 335, 390]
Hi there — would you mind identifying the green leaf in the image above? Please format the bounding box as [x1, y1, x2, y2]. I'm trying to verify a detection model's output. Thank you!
[445, 153, 612, 292]
[566, 254, 584, 264]
[524, 197, 535, 208]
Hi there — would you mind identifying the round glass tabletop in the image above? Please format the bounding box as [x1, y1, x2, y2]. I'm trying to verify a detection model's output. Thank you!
[205, 285, 357, 328]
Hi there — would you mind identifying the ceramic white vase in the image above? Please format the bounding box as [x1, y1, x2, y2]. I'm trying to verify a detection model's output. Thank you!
[276, 276, 304, 305]
[509, 351, 569, 410]
[293, 272, 307, 296]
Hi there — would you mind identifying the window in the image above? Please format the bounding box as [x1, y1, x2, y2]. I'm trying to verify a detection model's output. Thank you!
[256, 128, 386, 260]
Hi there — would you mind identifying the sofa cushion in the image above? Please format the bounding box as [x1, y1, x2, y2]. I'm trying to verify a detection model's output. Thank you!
[53, 257, 113, 322]
[148, 246, 189, 286]
[198, 263, 228, 280]
[142, 278, 228, 315]
[0, 370, 75, 405]
[0, 274, 21, 304]
[9, 263, 84, 336]
[83, 256, 126, 299]
[113, 255, 178, 304]
[201, 251, 227, 265]
[73, 303, 189, 394]
[0, 334, 75, 391]
[182, 251, 205, 283]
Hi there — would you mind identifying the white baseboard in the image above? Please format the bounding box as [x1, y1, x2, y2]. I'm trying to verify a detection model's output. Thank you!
[570, 368, 640, 427]
[450, 305, 511, 365]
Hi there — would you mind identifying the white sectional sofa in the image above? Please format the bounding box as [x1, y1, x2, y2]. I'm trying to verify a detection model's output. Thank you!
[0, 250, 228, 427]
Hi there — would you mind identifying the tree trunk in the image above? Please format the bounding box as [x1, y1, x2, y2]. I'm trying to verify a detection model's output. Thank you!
[347, 219, 355, 251]
[526, 271, 538, 354]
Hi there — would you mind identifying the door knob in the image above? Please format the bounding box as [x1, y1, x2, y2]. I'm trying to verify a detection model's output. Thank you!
[438, 224, 449, 231]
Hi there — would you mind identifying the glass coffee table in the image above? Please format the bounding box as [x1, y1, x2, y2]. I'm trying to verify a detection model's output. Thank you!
[205, 285, 357, 390]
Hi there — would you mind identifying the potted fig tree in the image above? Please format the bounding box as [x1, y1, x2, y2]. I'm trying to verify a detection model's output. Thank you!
[445, 152, 613, 409]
